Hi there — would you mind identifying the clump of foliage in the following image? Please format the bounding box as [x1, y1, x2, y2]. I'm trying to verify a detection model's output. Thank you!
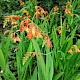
[0, 0, 80, 80]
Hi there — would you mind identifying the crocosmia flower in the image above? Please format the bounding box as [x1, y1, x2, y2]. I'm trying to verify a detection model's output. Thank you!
[20, 20, 29, 32]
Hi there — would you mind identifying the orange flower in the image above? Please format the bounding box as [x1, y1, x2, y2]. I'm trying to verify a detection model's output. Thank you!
[26, 23, 35, 39]
[54, 6, 59, 11]
[64, 7, 73, 16]
[13, 16, 21, 20]
[22, 9, 31, 18]
[39, 7, 47, 14]
[69, 12, 73, 16]
[64, 2, 73, 16]
[4, 30, 11, 35]
[46, 37, 52, 48]
[58, 29, 62, 34]
[23, 10, 29, 15]
[35, 6, 47, 19]
[20, 0, 24, 6]
[68, 48, 73, 54]
[65, 7, 70, 14]
[30, 23, 43, 38]
[20, 20, 29, 32]
[26, 30, 33, 39]
[11, 20, 17, 25]
[68, 29, 70, 32]
[35, 29, 43, 38]
[66, 1, 72, 8]
[68, 45, 80, 54]
[10, 32, 21, 43]
[35, 9, 40, 18]
[26, 23, 43, 39]
[32, 53, 36, 57]
[6, 15, 21, 21]
[20, 21, 26, 32]
[67, 1, 71, 5]
[73, 45, 80, 53]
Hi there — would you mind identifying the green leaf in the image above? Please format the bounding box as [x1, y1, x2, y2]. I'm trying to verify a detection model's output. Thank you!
[60, 24, 66, 46]
[32, 39, 46, 80]
[53, 72, 64, 80]
[7, 67, 16, 80]
[0, 48, 5, 70]
[65, 26, 77, 53]
[45, 49, 53, 80]
[31, 67, 37, 80]
[20, 57, 32, 80]
[0, 77, 2, 80]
